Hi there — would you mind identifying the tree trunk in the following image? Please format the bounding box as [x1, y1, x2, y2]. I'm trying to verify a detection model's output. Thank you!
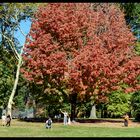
[33, 99, 36, 118]
[101, 104, 104, 118]
[70, 93, 77, 121]
[71, 103, 76, 121]
[103, 109, 108, 118]
[7, 55, 22, 118]
[2, 21, 27, 118]
[103, 105, 108, 118]
[89, 104, 97, 119]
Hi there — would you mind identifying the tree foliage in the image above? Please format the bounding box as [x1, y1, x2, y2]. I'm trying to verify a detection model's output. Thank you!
[0, 3, 42, 116]
[119, 3, 140, 58]
[22, 3, 140, 119]
[120, 3, 140, 23]
[134, 42, 140, 55]
[106, 90, 131, 118]
[0, 3, 40, 56]
[0, 45, 16, 108]
[131, 91, 140, 121]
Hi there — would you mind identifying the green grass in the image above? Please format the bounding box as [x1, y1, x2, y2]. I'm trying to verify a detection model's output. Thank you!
[1, 119, 140, 137]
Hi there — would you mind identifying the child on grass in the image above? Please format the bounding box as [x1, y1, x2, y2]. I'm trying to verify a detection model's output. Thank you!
[46, 117, 52, 129]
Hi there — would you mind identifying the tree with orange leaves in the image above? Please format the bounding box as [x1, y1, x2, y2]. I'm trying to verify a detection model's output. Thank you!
[21, 3, 140, 120]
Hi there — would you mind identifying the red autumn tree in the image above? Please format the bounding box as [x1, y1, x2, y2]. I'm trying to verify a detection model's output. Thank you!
[21, 3, 140, 120]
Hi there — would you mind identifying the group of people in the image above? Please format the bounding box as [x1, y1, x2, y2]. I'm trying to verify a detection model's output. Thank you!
[45, 111, 130, 129]
[2, 111, 129, 128]
[2, 114, 11, 127]
[45, 109, 71, 129]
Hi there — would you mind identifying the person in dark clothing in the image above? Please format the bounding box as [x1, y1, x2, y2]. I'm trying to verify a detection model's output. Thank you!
[45, 117, 52, 129]
[6, 115, 11, 127]
[123, 114, 129, 127]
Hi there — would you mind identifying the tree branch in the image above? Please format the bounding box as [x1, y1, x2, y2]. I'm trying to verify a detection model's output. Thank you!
[0, 32, 20, 60]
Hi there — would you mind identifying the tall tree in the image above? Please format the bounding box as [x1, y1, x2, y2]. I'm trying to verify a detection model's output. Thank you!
[120, 3, 140, 40]
[119, 3, 140, 57]
[0, 3, 42, 117]
[22, 3, 140, 120]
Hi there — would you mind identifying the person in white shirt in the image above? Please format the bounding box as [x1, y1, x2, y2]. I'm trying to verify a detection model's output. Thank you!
[60, 109, 68, 125]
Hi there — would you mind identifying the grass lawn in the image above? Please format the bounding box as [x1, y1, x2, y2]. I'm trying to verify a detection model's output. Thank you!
[0, 119, 140, 137]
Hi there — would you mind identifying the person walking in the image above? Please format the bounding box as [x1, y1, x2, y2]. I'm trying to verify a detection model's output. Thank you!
[60, 109, 68, 125]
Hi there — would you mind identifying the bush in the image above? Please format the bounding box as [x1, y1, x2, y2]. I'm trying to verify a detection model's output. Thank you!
[106, 90, 131, 118]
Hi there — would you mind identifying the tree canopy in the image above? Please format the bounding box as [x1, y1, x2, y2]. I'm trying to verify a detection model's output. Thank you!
[0, 3, 139, 119]
[20, 3, 140, 120]
[22, 3, 140, 96]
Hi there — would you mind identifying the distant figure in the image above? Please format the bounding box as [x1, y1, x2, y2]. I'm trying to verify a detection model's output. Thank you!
[6, 115, 11, 127]
[46, 117, 52, 129]
[1, 114, 6, 126]
[60, 109, 68, 125]
[123, 114, 129, 127]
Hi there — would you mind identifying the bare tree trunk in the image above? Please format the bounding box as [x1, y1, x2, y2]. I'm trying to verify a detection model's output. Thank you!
[71, 102, 76, 121]
[7, 55, 22, 118]
[5, 24, 26, 118]
[89, 104, 97, 119]
[33, 99, 36, 118]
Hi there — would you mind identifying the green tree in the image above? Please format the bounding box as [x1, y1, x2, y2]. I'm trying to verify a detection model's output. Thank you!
[0, 3, 43, 117]
[119, 3, 140, 55]
[120, 3, 140, 39]
[135, 41, 140, 55]
[0, 45, 16, 110]
[131, 91, 140, 121]
[106, 90, 131, 118]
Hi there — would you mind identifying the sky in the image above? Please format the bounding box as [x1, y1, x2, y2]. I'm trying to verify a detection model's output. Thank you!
[14, 19, 31, 47]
